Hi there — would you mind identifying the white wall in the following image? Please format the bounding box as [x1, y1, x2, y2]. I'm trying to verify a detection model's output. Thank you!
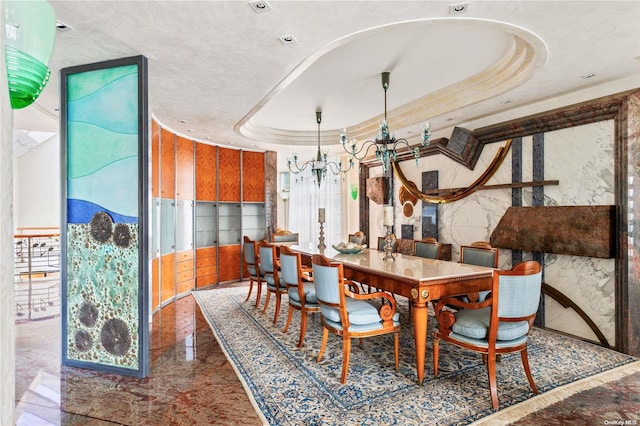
[14, 134, 60, 229]
[1, 9, 16, 422]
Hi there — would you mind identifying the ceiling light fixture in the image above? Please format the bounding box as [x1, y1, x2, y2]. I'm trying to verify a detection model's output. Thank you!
[340, 72, 431, 173]
[288, 111, 353, 188]
[449, 2, 469, 15]
[278, 34, 297, 44]
[249, 0, 272, 13]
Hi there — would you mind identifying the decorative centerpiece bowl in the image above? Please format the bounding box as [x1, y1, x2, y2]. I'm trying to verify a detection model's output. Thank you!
[332, 243, 366, 254]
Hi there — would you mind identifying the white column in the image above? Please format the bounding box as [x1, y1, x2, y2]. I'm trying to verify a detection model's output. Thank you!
[0, 4, 16, 422]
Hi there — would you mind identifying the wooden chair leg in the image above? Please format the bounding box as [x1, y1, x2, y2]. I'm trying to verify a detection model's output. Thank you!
[273, 292, 282, 324]
[394, 331, 399, 370]
[298, 311, 308, 348]
[520, 347, 538, 394]
[433, 337, 440, 377]
[358, 338, 363, 348]
[254, 281, 262, 308]
[244, 279, 253, 302]
[341, 336, 352, 384]
[262, 290, 271, 314]
[282, 305, 294, 333]
[487, 351, 499, 410]
[317, 327, 329, 362]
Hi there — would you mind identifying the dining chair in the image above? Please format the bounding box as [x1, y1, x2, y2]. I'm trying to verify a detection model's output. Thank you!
[377, 235, 397, 252]
[459, 241, 499, 302]
[242, 236, 264, 308]
[312, 254, 400, 384]
[348, 231, 366, 245]
[432, 260, 542, 410]
[259, 240, 287, 324]
[280, 245, 320, 347]
[413, 237, 442, 259]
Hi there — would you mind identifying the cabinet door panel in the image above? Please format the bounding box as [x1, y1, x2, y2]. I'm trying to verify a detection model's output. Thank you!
[242, 151, 265, 202]
[176, 136, 194, 200]
[195, 143, 217, 201]
[161, 253, 175, 303]
[218, 245, 241, 282]
[218, 148, 241, 201]
[161, 128, 175, 199]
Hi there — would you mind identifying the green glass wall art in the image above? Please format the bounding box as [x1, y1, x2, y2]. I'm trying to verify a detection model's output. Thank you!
[61, 56, 149, 378]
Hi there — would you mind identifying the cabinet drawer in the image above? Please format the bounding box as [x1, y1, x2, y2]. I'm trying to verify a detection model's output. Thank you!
[176, 250, 194, 261]
[177, 269, 194, 283]
[176, 260, 194, 273]
[196, 255, 216, 267]
[197, 265, 217, 278]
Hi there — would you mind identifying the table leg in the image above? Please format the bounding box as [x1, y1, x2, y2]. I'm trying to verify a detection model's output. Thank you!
[412, 301, 428, 385]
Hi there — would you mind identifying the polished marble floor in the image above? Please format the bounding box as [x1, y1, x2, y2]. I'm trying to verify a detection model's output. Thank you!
[15, 282, 639, 425]
[15, 283, 262, 425]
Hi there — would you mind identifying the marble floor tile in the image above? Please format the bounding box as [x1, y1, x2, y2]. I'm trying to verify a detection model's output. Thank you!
[16, 283, 262, 426]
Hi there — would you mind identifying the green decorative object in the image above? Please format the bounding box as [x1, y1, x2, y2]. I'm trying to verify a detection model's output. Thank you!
[4, 0, 56, 109]
[350, 183, 358, 200]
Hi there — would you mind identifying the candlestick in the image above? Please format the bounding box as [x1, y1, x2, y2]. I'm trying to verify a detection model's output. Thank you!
[317, 221, 326, 253]
[383, 206, 393, 226]
[318, 208, 325, 223]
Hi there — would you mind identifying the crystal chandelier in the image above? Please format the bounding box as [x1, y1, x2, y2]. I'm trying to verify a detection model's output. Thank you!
[288, 111, 353, 187]
[340, 72, 431, 172]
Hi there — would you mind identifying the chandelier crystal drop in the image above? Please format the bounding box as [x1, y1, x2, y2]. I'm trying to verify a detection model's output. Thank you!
[288, 111, 354, 187]
[340, 72, 431, 172]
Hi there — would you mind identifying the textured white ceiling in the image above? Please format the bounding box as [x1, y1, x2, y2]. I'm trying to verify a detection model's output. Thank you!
[13, 0, 640, 153]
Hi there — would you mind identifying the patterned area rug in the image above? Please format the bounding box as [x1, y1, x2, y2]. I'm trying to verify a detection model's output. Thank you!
[193, 287, 637, 425]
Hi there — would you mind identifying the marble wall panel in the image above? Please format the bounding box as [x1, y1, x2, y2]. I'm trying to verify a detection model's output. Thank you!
[389, 121, 615, 344]
[541, 121, 615, 344]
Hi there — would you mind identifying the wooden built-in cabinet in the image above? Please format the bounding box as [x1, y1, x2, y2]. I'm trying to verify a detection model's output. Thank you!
[152, 119, 271, 313]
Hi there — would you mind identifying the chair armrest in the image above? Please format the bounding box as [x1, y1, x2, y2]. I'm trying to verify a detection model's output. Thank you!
[345, 290, 397, 322]
[343, 279, 360, 294]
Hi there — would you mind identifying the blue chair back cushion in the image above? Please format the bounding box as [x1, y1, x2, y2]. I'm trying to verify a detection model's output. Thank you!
[497, 271, 542, 318]
[244, 241, 256, 263]
[414, 241, 439, 259]
[259, 246, 275, 274]
[279, 253, 298, 286]
[461, 247, 496, 268]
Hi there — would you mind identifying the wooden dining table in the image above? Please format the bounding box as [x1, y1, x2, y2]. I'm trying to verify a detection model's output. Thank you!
[292, 246, 494, 385]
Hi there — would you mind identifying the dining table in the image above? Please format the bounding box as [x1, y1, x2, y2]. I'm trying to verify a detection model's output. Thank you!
[291, 245, 494, 385]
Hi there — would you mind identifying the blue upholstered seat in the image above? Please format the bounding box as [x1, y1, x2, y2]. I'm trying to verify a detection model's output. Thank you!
[432, 260, 543, 410]
[313, 255, 401, 384]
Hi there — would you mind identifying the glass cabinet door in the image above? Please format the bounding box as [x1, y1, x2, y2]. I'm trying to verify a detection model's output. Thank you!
[176, 200, 194, 252]
[160, 198, 175, 255]
[195, 202, 217, 248]
[219, 203, 241, 245]
[242, 203, 265, 241]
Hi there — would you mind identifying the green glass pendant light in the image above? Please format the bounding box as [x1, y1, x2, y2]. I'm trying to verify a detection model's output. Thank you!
[4, 0, 56, 109]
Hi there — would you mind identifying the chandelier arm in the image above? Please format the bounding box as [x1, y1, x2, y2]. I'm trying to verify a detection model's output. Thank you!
[392, 139, 513, 204]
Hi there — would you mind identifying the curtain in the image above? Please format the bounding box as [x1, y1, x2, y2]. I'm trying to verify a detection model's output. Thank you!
[288, 168, 342, 251]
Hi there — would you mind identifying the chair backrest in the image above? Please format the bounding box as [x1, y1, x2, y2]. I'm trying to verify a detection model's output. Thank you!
[258, 241, 277, 274]
[414, 239, 441, 259]
[272, 233, 299, 244]
[312, 259, 346, 325]
[348, 232, 366, 245]
[460, 242, 498, 268]
[377, 236, 397, 252]
[279, 245, 301, 289]
[243, 236, 257, 265]
[493, 260, 542, 320]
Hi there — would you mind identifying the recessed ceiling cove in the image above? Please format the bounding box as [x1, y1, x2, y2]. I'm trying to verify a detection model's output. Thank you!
[236, 18, 548, 147]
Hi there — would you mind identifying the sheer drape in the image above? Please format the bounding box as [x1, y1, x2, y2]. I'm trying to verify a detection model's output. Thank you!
[289, 169, 342, 250]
